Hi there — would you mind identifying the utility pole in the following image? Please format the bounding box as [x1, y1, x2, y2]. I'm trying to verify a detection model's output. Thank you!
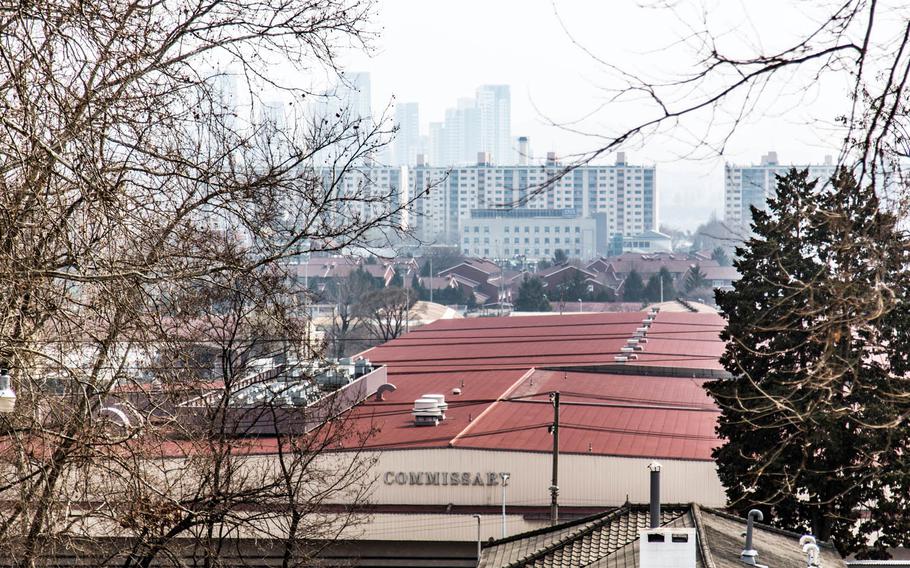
[429, 256, 433, 304]
[472, 514, 482, 564]
[500, 472, 510, 538]
[660, 274, 664, 303]
[549, 391, 560, 525]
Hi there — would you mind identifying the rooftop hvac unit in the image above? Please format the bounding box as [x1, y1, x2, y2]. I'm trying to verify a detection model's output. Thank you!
[412, 398, 444, 426]
[422, 394, 448, 412]
[354, 358, 372, 377]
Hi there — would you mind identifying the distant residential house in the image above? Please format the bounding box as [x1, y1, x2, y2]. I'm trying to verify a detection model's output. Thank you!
[578, 252, 744, 300]
[698, 265, 740, 290]
[438, 258, 509, 306]
[416, 275, 458, 291]
[288, 257, 396, 290]
[534, 264, 601, 298]
[623, 229, 673, 253]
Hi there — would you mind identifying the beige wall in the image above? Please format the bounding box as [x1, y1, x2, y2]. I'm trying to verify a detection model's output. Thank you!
[342, 512, 546, 542]
[325, 448, 726, 542]
[322, 448, 726, 508]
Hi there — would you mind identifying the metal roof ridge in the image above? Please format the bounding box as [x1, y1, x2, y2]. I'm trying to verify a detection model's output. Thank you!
[447, 367, 537, 448]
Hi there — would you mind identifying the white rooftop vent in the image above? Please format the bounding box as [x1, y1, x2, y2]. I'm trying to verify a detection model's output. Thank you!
[412, 398, 444, 426]
[639, 527, 697, 568]
[614, 355, 628, 363]
[636, 327, 650, 334]
[627, 338, 640, 345]
[422, 394, 448, 412]
[621, 346, 635, 353]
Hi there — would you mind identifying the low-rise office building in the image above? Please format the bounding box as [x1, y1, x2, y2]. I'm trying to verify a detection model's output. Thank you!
[461, 209, 598, 260]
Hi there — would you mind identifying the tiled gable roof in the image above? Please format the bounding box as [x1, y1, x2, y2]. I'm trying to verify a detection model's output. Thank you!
[479, 504, 846, 568]
[481, 506, 689, 568]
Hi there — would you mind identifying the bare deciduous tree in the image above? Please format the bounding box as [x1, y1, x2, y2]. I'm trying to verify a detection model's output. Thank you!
[0, 0, 408, 564]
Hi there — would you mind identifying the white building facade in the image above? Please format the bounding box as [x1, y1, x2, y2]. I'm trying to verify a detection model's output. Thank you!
[461, 209, 598, 260]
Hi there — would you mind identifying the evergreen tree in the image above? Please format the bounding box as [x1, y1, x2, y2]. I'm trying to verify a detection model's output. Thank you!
[644, 275, 661, 302]
[711, 246, 731, 266]
[644, 267, 675, 302]
[553, 249, 568, 265]
[706, 169, 910, 555]
[389, 268, 404, 288]
[515, 276, 551, 312]
[684, 264, 708, 293]
[622, 270, 644, 302]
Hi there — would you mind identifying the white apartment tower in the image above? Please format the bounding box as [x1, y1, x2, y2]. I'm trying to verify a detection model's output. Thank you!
[724, 152, 836, 227]
[393, 102, 421, 165]
[337, 71, 371, 121]
[476, 85, 512, 165]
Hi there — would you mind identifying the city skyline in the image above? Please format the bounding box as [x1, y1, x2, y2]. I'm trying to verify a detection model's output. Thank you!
[336, 1, 847, 230]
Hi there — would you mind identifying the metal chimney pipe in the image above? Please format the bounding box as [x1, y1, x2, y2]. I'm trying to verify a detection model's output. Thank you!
[648, 461, 661, 528]
[741, 509, 764, 565]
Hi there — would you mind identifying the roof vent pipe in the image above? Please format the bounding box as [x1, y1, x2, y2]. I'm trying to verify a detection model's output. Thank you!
[741, 509, 764, 565]
[800, 535, 820, 568]
[648, 461, 661, 528]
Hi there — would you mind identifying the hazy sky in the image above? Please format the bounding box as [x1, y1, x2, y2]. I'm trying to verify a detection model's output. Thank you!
[338, 1, 853, 230]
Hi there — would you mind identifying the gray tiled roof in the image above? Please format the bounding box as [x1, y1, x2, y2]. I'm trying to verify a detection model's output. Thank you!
[479, 504, 846, 568]
[480, 506, 688, 568]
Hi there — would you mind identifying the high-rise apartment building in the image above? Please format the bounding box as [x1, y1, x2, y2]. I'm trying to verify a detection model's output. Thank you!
[311, 152, 655, 259]
[440, 99, 481, 165]
[409, 152, 657, 258]
[392, 102, 421, 166]
[317, 166, 408, 231]
[399, 84, 513, 167]
[337, 71, 371, 121]
[724, 151, 836, 227]
[475, 85, 512, 165]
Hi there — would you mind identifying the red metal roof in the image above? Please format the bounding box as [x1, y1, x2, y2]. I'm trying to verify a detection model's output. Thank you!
[365, 313, 645, 372]
[347, 312, 727, 461]
[347, 368, 719, 460]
